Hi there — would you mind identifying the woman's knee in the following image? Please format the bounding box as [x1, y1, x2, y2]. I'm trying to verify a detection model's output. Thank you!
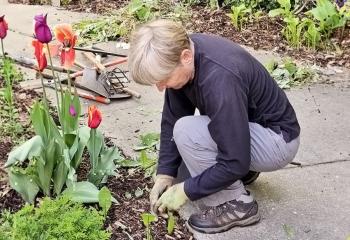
[173, 116, 215, 151]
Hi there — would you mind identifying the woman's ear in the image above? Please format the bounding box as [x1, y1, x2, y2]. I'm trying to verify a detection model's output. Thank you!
[180, 49, 193, 66]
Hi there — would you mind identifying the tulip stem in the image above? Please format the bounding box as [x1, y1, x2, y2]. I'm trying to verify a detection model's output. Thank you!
[46, 44, 61, 113]
[67, 68, 72, 94]
[46, 44, 67, 135]
[1, 39, 5, 59]
[91, 128, 96, 172]
[39, 72, 48, 108]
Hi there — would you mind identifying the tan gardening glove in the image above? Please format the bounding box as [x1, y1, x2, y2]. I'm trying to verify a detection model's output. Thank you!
[155, 182, 188, 214]
[150, 174, 174, 214]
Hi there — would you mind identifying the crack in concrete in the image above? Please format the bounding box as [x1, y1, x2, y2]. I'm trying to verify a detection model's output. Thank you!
[284, 158, 350, 170]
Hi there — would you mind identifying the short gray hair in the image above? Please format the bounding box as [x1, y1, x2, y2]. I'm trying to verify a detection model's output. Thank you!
[128, 19, 190, 85]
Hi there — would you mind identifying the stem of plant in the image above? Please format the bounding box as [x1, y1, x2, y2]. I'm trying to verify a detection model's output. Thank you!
[67, 69, 72, 94]
[1, 39, 4, 59]
[46, 43, 65, 134]
[91, 128, 96, 172]
[39, 71, 48, 108]
[46, 44, 61, 115]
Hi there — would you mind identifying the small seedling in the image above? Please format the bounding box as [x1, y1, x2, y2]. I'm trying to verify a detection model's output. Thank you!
[167, 212, 176, 235]
[98, 186, 112, 217]
[141, 212, 156, 240]
[133, 132, 160, 151]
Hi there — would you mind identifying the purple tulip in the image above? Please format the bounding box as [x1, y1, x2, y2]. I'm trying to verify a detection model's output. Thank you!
[34, 14, 52, 44]
[336, 0, 347, 7]
[69, 105, 77, 117]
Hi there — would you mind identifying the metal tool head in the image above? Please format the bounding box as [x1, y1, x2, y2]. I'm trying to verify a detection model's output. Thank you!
[75, 67, 110, 97]
[74, 67, 131, 99]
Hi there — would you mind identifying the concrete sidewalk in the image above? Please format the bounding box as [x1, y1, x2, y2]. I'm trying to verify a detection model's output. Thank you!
[1, 2, 350, 239]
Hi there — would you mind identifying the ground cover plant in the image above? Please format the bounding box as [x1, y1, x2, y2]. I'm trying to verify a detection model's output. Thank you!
[0, 196, 111, 240]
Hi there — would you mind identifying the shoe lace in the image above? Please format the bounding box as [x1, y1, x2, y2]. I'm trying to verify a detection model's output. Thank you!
[202, 203, 229, 217]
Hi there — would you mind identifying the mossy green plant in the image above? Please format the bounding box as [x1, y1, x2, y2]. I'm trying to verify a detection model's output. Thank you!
[0, 196, 110, 240]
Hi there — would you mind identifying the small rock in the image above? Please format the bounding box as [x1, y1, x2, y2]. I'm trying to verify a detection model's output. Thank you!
[18, 93, 27, 100]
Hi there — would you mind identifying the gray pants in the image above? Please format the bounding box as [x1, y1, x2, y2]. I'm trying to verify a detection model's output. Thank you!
[173, 116, 300, 206]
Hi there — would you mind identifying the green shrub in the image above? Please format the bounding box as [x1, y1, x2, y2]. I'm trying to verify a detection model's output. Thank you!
[0, 196, 110, 240]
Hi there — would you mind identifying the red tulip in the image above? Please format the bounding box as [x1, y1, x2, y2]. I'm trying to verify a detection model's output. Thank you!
[88, 105, 102, 129]
[34, 14, 52, 44]
[32, 39, 47, 72]
[0, 15, 8, 39]
[53, 24, 77, 68]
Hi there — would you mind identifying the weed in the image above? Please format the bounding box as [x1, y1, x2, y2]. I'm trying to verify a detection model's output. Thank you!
[227, 3, 252, 30]
[141, 212, 157, 240]
[265, 58, 316, 89]
[73, 0, 190, 46]
[0, 58, 24, 139]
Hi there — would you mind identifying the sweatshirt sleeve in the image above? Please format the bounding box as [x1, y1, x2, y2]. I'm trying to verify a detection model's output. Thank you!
[157, 88, 195, 177]
[184, 69, 251, 201]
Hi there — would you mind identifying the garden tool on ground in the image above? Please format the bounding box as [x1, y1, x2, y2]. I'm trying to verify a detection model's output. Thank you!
[43, 79, 111, 104]
[73, 46, 127, 58]
[81, 52, 141, 99]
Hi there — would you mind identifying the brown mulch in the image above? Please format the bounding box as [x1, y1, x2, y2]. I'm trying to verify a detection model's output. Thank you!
[106, 169, 192, 240]
[62, 0, 350, 67]
[65, 0, 130, 13]
[0, 86, 39, 213]
[186, 6, 350, 67]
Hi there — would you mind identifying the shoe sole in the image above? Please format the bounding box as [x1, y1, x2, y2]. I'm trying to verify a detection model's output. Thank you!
[186, 212, 261, 234]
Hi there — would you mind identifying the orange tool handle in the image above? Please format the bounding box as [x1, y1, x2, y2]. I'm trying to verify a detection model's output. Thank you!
[78, 92, 111, 104]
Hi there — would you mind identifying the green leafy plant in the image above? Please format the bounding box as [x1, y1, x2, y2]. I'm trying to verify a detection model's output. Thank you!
[128, 0, 153, 22]
[4, 102, 95, 203]
[283, 16, 306, 48]
[139, 150, 157, 178]
[308, 0, 348, 38]
[73, 18, 128, 46]
[98, 186, 113, 217]
[265, 58, 316, 89]
[74, 0, 190, 46]
[4, 22, 117, 204]
[228, 4, 252, 30]
[141, 212, 157, 240]
[301, 17, 321, 49]
[268, 0, 293, 18]
[167, 212, 176, 235]
[133, 132, 160, 151]
[0, 196, 111, 240]
[0, 58, 24, 139]
[86, 119, 121, 186]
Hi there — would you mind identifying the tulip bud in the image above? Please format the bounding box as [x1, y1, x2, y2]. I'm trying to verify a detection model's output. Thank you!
[34, 14, 52, 44]
[69, 105, 77, 117]
[0, 15, 8, 39]
[88, 105, 102, 129]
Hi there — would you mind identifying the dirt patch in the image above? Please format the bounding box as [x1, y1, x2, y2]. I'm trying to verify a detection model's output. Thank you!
[186, 6, 350, 67]
[66, 0, 130, 13]
[60, 1, 350, 67]
[106, 169, 192, 240]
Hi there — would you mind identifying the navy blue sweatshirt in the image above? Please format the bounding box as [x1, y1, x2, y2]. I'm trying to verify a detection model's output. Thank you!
[157, 33, 300, 201]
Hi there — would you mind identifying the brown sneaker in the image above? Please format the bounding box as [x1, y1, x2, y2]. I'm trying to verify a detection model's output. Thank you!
[187, 192, 260, 234]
